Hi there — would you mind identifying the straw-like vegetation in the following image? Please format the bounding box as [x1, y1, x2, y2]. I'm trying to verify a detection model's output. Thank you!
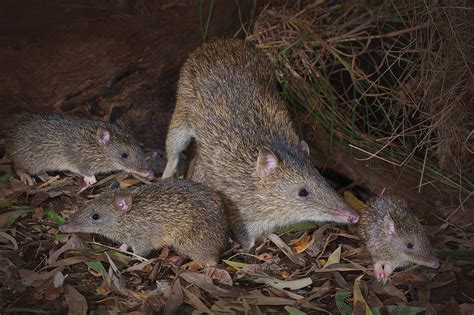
[248, 0, 474, 194]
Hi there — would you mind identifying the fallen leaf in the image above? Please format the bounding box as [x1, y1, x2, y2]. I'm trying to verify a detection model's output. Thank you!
[180, 271, 240, 298]
[46, 256, 88, 268]
[45, 208, 65, 225]
[182, 286, 212, 313]
[163, 278, 183, 315]
[290, 231, 314, 254]
[353, 278, 372, 315]
[285, 305, 307, 315]
[322, 245, 341, 269]
[276, 221, 317, 233]
[85, 260, 108, 278]
[19, 267, 63, 287]
[0, 208, 31, 229]
[0, 231, 18, 250]
[267, 233, 305, 266]
[204, 266, 233, 286]
[47, 234, 86, 264]
[53, 271, 65, 288]
[335, 289, 353, 315]
[260, 277, 312, 291]
[243, 295, 296, 306]
[182, 260, 206, 272]
[371, 305, 425, 315]
[124, 258, 158, 272]
[344, 191, 367, 213]
[223, 259, 247, 270]
[369, 281, 407, 303]
[64, 285, 88, 315]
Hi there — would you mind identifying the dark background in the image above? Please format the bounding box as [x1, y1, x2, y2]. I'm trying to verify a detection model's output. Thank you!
[1, 0, 472, 226]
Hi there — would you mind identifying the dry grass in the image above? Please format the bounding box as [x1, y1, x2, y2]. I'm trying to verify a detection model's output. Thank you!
[247, 0, 474, 194]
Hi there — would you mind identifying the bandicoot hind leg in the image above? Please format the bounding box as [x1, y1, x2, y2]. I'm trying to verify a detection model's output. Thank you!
[162, 106, 193, 178]
[16, 169, 34, 185]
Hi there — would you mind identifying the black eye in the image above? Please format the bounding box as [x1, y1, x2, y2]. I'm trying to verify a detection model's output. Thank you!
[92, 213, 100, 220]
[121, 152, 128, 159]
[407, 242, 413, 249]
[298, 188, 309, 197]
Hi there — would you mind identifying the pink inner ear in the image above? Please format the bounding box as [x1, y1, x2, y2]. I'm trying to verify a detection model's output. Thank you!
[97, 127, 111, 145]
[257, 148, 278, 178]
[385, 219, 396, 236]
[102, 129, 110, 143]
[116, 197, 129, 212]
[300, 140, 310, 156]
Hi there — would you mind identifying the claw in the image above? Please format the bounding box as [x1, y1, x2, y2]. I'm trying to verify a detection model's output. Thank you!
[83, 175, 97, 187]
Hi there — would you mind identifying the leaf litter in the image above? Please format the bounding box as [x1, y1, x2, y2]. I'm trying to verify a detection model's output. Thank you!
[0, 163, 473, 314]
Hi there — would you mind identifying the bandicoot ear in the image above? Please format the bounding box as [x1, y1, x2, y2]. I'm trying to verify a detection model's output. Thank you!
[113, 194, 133, 212]
[300, 140, 310, 157]
[257, 147, 278, 178]
[97, 126, 111, 146]
[383, 215, 396, 237]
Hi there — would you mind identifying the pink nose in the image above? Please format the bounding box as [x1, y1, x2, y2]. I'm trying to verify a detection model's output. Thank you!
[430, 258, 440, 269]
[143, 170, 154, 179]
[349, 214, 359, 224]
[59, 223, 77, 233]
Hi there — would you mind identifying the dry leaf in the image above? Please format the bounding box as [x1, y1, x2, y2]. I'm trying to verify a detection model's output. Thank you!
[180, 271, 240, 298]
[290, 231, 314, 254]
[204, 266, 233, 286]
[47, 234, 86, 264]
[344, 191, 367, 213]
[163, 278, 184, 315]
[261, 277, 312, 291]
[19, 267, 63, 287]
[322, 245, 341, 269]
[182, 286, 212, 313]
[64, 285, 88, 315]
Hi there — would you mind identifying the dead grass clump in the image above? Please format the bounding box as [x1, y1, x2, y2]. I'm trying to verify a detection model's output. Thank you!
[248, 0, 473, 193]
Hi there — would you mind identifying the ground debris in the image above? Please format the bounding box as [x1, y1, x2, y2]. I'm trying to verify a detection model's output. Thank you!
[1, 162, 473, 313]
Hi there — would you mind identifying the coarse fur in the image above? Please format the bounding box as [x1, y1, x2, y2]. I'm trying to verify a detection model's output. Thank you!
[60, 179, 228, 265]
[360, 195, 439, 281]
[5, 112, 151, 184]
[163, 39, 359, 249]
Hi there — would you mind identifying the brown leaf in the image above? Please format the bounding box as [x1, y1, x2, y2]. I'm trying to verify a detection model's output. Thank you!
[142, 294, 166, 314]
[47, 234, 86, 264]
[182, 286, 212, 313]
[163, 278, 184, 315]
[182, 260, 207, 272]
[180, 271, 240, 298]
[290, 231, 314, 254]
[124, 258, 159, 273]
[369, 281, 407, 303]
[64, 285, 88, 315]
[19, 267, 63, 287]
[203, 266, 233, 286]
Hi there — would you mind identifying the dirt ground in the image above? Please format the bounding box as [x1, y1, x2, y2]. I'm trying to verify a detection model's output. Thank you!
[1, 1, 473, 314]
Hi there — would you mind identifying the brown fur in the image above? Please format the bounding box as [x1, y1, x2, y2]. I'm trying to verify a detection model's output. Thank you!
[162, 39, 359, 249]
[5, 112, 151, 182]
[360, 195, 438, 279]
[60, 179, 228, 265]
